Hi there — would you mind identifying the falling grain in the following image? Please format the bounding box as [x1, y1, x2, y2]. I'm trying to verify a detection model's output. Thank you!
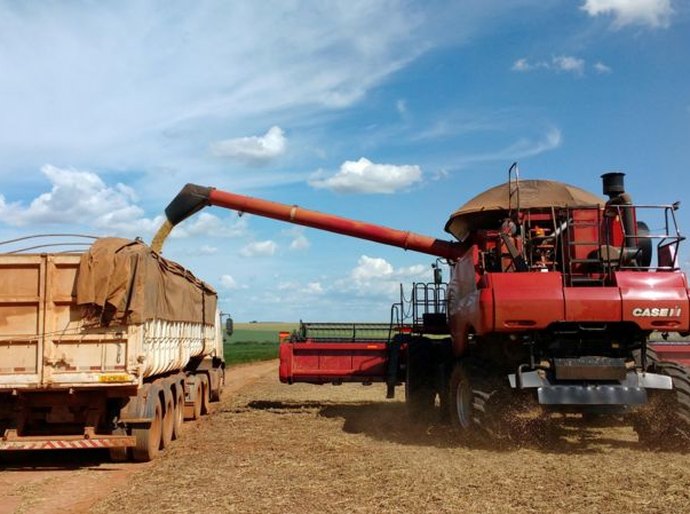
[151, 219, 173, 254]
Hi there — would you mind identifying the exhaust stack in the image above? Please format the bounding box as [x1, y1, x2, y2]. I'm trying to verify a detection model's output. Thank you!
[602, 172, 636, 247]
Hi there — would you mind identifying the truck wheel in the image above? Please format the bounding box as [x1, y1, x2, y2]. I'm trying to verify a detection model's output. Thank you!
[132, 398, 162, 462]
[108, 427, 130, 462]
[172, 387, 184, 440]
[210, 369, 224, 402]
[109, 447, 129, 462]
[199, 374, 211, 415]
[161, 396, 174, 449]
[405, 337, 436, 422]
[190, 381, 203, 420]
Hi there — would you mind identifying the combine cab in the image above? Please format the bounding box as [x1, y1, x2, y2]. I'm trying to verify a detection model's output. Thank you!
[161, 166, 690, 445]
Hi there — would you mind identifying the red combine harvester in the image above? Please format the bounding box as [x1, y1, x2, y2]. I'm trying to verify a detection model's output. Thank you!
[162, 168, 690, 443]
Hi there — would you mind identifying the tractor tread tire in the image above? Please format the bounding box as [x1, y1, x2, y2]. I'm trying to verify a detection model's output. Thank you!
[633, 348, 690, 448]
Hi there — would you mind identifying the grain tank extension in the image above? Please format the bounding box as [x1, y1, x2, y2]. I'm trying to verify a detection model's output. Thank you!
[0, 238, 225, 460]
[163, 171, 690, 445]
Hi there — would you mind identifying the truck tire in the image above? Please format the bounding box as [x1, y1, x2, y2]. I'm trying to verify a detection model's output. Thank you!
[172, 386, 184, 440]
[161, 395, 174, 449]
[109, 447, 129, 462]
[199, 374, 211, 415]
[189, 380, 203, 420]
[405, 337, 436, 421]
[131, 398, 163, 462]
[109, 427, 130, 462]
[210, 368, 224, 402]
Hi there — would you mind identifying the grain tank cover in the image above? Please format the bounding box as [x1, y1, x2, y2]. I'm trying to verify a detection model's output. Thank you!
[444, 179, 603, 241]
[76, 237, 217, 326]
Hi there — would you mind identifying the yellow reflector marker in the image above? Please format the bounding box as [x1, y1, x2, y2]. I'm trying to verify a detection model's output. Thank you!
[99, 373, 132, 383]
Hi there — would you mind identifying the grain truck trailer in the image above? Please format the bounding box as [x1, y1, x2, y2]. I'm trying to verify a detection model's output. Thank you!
[0, 237, 224, 461]
[161, 170, 690, 445]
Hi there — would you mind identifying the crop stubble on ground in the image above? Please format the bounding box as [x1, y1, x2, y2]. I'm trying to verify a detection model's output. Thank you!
[90, 361, 690, 514]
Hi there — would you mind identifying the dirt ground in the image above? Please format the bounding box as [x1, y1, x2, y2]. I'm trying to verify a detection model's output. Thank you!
[0, 360, 273, 514]
[3, 360, 690, 513]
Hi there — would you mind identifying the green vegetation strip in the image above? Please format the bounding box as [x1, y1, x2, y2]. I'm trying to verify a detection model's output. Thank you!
[224, 322, 298, 365]
[224, 341, 280, 365]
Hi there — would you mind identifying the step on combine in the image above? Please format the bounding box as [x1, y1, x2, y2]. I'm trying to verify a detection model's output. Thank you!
[162, 166, 690, 445]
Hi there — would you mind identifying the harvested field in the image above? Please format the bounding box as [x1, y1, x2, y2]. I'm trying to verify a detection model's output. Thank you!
[90, 361, 690, 514]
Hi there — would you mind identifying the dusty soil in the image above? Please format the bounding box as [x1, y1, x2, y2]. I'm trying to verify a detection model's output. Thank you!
[3, 360, 690, 513]
[0, 360, 275, 514]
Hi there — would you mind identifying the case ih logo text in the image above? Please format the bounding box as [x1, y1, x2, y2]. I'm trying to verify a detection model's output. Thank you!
[632, 307, 682, 317]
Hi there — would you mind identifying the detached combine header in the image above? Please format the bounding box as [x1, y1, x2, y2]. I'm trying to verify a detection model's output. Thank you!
[162, 168, 690, 444]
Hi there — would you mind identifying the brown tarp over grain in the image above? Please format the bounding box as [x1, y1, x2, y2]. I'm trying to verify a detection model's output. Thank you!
[444, 179, 604, 241]
[76, 237, 217, 326]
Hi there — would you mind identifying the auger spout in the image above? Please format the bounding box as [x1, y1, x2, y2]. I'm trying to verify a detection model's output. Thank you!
[156, 183, 465, 260]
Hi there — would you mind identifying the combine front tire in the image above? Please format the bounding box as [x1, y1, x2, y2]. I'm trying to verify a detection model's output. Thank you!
[449, 359, 512, 441]
[449, 361, 474, 431]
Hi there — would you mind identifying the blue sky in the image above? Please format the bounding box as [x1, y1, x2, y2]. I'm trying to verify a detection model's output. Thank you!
[0, 1, 688, 321]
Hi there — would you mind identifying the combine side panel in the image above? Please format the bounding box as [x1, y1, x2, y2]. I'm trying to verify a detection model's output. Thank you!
[488, 272, 565, 331]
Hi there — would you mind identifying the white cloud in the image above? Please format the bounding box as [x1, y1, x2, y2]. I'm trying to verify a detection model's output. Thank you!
[581, 0, 673, 29]
[282, 227, 310, 251]
[301, 282, 324, 295]
[396, 99, 408, 115]
[210, 126, 287, 165]
[512, 58, 542, 72]
[352, 255, 395, 281]
[346, 255, 429, 296]
[504, 128, 562, 158]
[309, 157, 422, 194]
[594, 61, 613, 74]
[512, 56, 586, 75]
[0, 164, 254, 243]
[290, 234, 310, 251]
[552, 56, 585, 75]
[0, 2, 441, 177]
[0, 164, 162, 235]
[220, 274, 239, 290]
[455, 127, 563, 166]
[431, 168, 450, 181]
[239, 240, 278, 257]
[172, 212, 247, 239]
[199, 245, 218, 255]
[184, 244, 219, 256]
